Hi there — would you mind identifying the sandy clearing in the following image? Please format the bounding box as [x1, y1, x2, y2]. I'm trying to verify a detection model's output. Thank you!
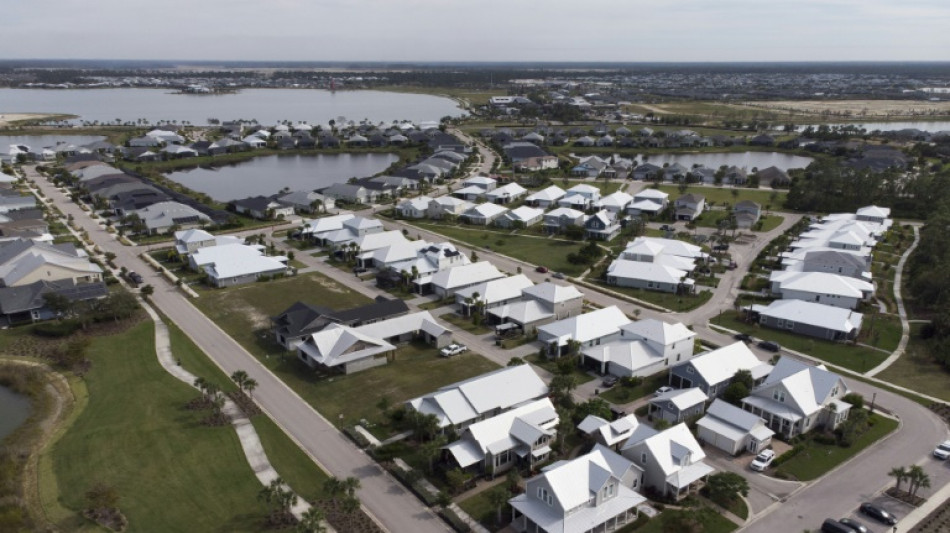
[738, 100, 950, 117]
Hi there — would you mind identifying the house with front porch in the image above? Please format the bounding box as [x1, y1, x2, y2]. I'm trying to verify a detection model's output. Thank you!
[748, 299, 863, 341]
[584, 210, 621, 241]
[537, 305, 630, 357]
[487, 282, 584, 332]
[461, 203, 508, 226]
[620, 423, 714, 501]
[497, 206, 544, 228]
[444, 398, 558, 476]
[424, 261, 505, 298]
[741, 357, 852, 439]
[509, 444, 646, 533]
[542, 207, 586, 234]
[484, 182, 528, 205]
[524, 185, 566, 208]
[582, 318, 696, 379]
[396, 196, 433, 219]
[696, 399, 774, 456]
[427, 196, 473, 219]
[627, 189, 669, 218]
[595, 191, 634, 214]
[649, 388, 708, 424]
[577, 414, 653, 451]
[455, 274, 534, 316]
[674, 194, 705, 221]
[668, 342, 773, 398]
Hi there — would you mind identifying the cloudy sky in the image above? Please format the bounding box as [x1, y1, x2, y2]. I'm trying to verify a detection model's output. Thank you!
[3, 0, 949, 63]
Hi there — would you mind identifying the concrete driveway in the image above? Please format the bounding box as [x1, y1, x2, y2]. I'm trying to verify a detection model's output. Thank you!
[702, 446, 804, 519]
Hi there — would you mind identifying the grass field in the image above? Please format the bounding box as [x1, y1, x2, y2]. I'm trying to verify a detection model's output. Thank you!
[50, 321, 268, 532]
[599, 372, 670, 405]
[588, 280, 714, 312]
[775, 413, 898, 481]
[658, 185, 786, 208]
[407, 221, 593, 276]
[458, 489, 507, 531]
[712, 311, 888, 373]
[877, 324, 950, 402]
[628, 506, 737, 533]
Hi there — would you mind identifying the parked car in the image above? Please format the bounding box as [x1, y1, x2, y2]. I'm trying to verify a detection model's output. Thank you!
[352, 266, 367, 274]
[439, 343, 467, 357]
[758, 340, 781, 352]
[934, 440, 950, 460]
[601, 375, 619, 388]
[837, 517, 869, 533]
[859, 503, 897, 525]
[660, 224, 674, 232]
[821, 519, 855, 533]
[713, 243, 729, 251]
[734, 333, 753, 343]
[654, 386, 674, 397]
[127, 271, 144, 285]
[535, 266, 549, 273]
[552, 272, 566, 280]
[750, 449, 775, 471]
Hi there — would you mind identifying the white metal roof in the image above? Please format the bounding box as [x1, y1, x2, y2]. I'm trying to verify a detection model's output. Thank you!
[525, 185, 566, 203]
[682, 342, 772, 387]
[522, 282, 584, 304]
[770, 271, 873, 298]
[430, 261, 504, 291]
[486, 300, 554, 325]
[651, 387, 708, 410]
[538, 305, 630, 344]
[755, 299, 863, 333]
[607, 260, 691, 285]
[621, 318, 695, 346]
[455, 274, 534, 305]
[464, 203, 508, 219]
[504, 205, 544, 223]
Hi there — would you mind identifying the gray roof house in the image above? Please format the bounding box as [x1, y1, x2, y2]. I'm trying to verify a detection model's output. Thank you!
[230, 196, 295, 220]
[696, 399, 774, 456]
[668, 342, 773, 397]
[131, 201, 212, 235]
[0, 278, 108, 326]
[276, 191, 335, 213]
[321, 183, 378, 205]
[272, 296, 410, 350]
[734, 200, 761, 229]
[649, 387, 708, 424]
[674, 194, 705, 221]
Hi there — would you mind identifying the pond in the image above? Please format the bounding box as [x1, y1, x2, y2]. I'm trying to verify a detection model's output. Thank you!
[636, 151, 814, 171]
[0, 385, 32, 441]
[0, 88, 465, 126]
[1, 134, 106, 148]
[164, 153, 400, 202]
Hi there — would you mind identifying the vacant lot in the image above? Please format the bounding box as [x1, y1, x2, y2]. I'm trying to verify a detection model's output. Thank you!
[739, 99, 950, 118]
[658, 185, 786, 208]
[877, 325, 950, 402]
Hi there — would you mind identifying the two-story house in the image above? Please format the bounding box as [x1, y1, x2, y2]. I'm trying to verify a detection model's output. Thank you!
[538, 305, 630, 357]
[582, 318, 696, 378]
[668, 342, 773, 397]
[734, 200, 761, 229]
[674, 193, 705, 221]
[620, 423, 714, 500]
[542, 207, 587, 235]
[509, 444, 646, 533]
[626, 189, 669, 218]
[584, 210, 621, 241]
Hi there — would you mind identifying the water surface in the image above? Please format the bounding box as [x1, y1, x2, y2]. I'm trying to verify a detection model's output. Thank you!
[0, 385, 31, 441]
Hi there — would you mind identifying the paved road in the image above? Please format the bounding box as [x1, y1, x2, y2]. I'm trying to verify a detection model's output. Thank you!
[25, 167, 449, 533]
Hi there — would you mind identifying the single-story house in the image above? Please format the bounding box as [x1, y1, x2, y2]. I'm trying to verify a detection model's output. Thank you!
[748, 299, 864, 341]
[649, 388, 708, 424]
[497, 206, 544, 228]
[668, 342, 773, 397]
[189, 243, 289, 288]
[524, 186, 566, 208]
[696, 399, 774, 456]
[461, 203, 508, 226]
[230, 196, 295, 220]
[424, 261, 505, 298]
[484, 182, 528, 205]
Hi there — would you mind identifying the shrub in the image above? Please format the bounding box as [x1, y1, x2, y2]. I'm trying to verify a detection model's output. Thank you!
[342, 426, 371, 449]
[439, 507, 471, 533]
[32, 320, 82, 338]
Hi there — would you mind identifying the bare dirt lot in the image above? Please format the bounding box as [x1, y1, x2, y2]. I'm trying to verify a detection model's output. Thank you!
[0, 113, 60, 126]
[738, 100, 950, 118]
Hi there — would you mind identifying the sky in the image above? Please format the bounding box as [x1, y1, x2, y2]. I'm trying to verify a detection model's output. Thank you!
[3, 0, 949, 63]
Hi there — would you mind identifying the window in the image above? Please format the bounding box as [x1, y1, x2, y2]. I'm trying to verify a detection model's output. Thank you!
[602, 483, 615, 499]
[772, 390, 786, 403]
[640, 452, 647, 465]
[686, 366, 694, 374]
[785, 320, 794, 330]
[536, 487, 553, 506]
[776, 319, 784, 328]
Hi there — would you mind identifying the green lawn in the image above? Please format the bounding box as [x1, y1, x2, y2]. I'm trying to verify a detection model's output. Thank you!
[407, 221, 592, 276]
[757, 215, 785, 232]
[775, 413, 898, 481]
[599, 372, 670, 405]
[192, 273, 373, 359]
[250, 416, 329, 503]
[712, 311, 888, 373]
[50, 321, 268, 532]
[626, 507, 737, 533]
[589, 280, 714, 312]
[860, 313, 902, 353]
[877, 324, 950, 402]
[439, 312, 493, 335]
[526, 354, 596, 385]
[658, 185, 786, 208]
[458, 489, 508, 531]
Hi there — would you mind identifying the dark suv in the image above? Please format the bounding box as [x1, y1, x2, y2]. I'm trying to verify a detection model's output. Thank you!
[128, 272, 144, 285]
[758, 340, 781, 352]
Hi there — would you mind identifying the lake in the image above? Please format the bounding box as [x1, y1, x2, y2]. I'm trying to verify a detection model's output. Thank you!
[1, 134, 106, 148]
[635, 151, 813, 171]
[0, 88, 464, 126]
[165, 153, 400, 201]
[0, 385, 31, 441]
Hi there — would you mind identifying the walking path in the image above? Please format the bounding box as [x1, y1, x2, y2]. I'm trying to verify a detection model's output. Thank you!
[141, 303, 319, 524]
[866, 223, 921, 377]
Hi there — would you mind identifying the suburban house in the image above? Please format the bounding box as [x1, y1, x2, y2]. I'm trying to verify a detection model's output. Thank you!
[130, 201, 211, 235]
[0, 239, 103, 287]
[768, 271, 874, 309]
[584, 210, 621, 241]
[230, 196, 295, 220]
[316, 216, 384, 248]
[756, 166, 790, 187]
[524, 186, 566, 208]
[509, 444, 646, 533]
[696, 399, 774, 456]
[408, 365, 549, 431]
[577, 414, 651, 451]
[595, 191, 634, 214]
[538, 305, 631, 357]
[462, 175, 497, 192]
[455, 274, 535, 316]
[723, 166, 748, 185]
[542, 207, 587, 234]
[271, 296, 410, 349]
[620, 423, 714, 500]
[484, 182, 528, 205]
[661, 163, 689, 182]
[741, 356, 852, 439]
[173, 229, 242, 256]
[497, 206, 544, 229]
[377, 242, 470, 286]
[461, 203, 508, 226]
[649, 388, 708, 424]
[582, 319, 696, 378]
[565, 183, 602, 204]
[487, 282, 585, 331]
[0, 194, 38, 214]
[188, 243, 289, 287]
[619, 237, 705, 270]
[276, 191, 335, 213]
[748, 299, 863, 341]
[856, 204, 891, 225]
[0, 278, 109, 326]
[571, 156, 608, 177]
[633, 163, 662, 181]
[794, 249, 872, 281]
[668, 342, 773, 397]
[396, 196, 433, 219]
[674, 194, 705, 221]
[321, 183, 377, 204]
[444, 398, 558, 475]
[453, 185, 486, 202]
[626, 189, 669, 218]
[297, 310, 450, 374]
[606, 260, 693, 294]
[298, 213, 356, 242]
[423, 261, 505, 298]
[427, 197, 473, 219]
[734, 200, 761, 229]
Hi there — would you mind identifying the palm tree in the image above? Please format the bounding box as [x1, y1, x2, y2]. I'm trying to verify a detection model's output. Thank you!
[230, 370, 248, 390]
[487, 486, 511, 526]
[908, 465, 931, 497]
[889, 466, 908, 493]
[296, 507, 326, 533]
[244, 378, 258, 400]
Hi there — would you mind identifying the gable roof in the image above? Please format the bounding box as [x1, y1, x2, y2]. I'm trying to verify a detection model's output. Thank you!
[577, 414, 644, 447]
[430, 261, 504, 291]
[522, 282, 583, 304]
[455, 274, 534, 305]
[525, 186, 566, 203]
[538, 306, 630, 344]
[680, 342, 772, 386]
[752, 299, 863, 334]
[650, 387, 708, 410]
[620, 318, 695, 346]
